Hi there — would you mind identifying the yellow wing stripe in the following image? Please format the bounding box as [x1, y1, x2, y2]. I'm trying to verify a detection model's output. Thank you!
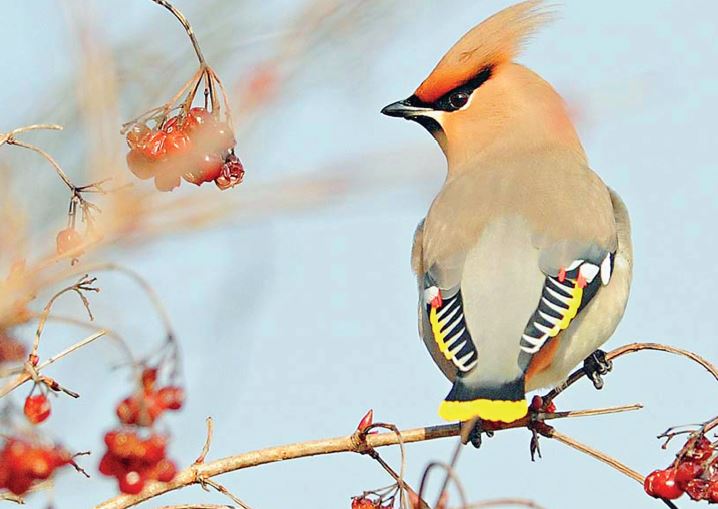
[429, 306, 453, 359]
[547, 281, 583, 336]
[439, 398, 528, 423]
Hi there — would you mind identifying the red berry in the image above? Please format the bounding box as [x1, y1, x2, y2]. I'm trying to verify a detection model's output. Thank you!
[56, 228, 84, 256]
[118, 470, 145, 495]
[23, 394, 51, 424]
[644, 469, 684, 500]
[143, 434, 167, 463]
[676, 461, 703, 487]
[98, 452, 122, 477]
[24, 449, 53, 480]
[165, 129, 192, 158]
[6, 472, 33, 495]
[184, 153, 223, 185]
[185, 107, 214, 131]
[116, 396, 139, 425]
[141, 130, 167, 160]
[157, 386, 185, 410]
[153, 459, 177, 482]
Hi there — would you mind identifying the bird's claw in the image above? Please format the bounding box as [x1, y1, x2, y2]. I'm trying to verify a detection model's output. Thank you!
[464, 420, 493, 449]
[583, 349, 612, 390]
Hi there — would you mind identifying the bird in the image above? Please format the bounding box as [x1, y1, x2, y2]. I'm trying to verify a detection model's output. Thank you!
[381, 0, 633, 428]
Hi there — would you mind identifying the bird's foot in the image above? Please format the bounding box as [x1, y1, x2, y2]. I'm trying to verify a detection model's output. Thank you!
[461, 419, 494, 449]
[583, 349, 612, 390]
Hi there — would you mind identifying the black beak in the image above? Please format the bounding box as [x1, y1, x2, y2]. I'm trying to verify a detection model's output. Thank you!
[381, 98, 433, 119]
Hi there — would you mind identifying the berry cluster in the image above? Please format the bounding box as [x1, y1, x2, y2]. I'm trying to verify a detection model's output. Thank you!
[125, 107, 244, 192]
[645, 434, 718, 502]
[99, 430, 177, 495]
[0, 439, 72, 495]
[115, 367, 185, 426]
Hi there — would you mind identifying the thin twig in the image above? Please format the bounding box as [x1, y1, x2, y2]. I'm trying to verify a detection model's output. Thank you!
[548, 429, 643, 483]
[195, 417, 214, 464]
[0, 330, 106, 398]
[417, 461, 468, 509]
[544, 343, 718, 403]
[459, 499, 547, 509]
[199, 478, 251, 509]
[149, 0, 206, 65]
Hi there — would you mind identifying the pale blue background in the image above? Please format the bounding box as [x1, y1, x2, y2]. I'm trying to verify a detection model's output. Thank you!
[1, 1, 717, 508]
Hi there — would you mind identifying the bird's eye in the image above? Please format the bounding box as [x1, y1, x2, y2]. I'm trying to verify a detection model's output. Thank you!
[449, 92, 469, 110]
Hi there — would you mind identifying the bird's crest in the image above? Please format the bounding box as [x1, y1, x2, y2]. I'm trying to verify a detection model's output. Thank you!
[415, 1, 554, 103]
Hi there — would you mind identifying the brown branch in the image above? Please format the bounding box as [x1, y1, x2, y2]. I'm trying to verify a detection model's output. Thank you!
[153, 506, 234, 509]
[94, 402, 639, 509]
[460, 499, 547, 509]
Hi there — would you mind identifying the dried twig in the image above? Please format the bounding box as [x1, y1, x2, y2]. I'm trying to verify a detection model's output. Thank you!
[0, 330, 106, 398]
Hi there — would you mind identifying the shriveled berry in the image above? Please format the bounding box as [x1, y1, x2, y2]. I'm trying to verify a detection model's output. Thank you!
[118, 470, 145, 495]
[24, 394, 51, 424]
[215, 153, 244, 190]
[56, 228, 84, 256]
[126, 124, 151, 150]
[706, 481, 718, 503]
[685, 479, 710, 501]
[687, 436, 713, 462]
[644, 469, 684, 500]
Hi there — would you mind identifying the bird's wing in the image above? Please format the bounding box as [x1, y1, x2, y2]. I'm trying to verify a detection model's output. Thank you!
[413, 220, 460, 380]
[518, 250, 616, 375]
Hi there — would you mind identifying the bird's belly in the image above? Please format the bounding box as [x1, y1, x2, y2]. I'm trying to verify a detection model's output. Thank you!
[525, 252, 632, 391]
[461, 216, 544, 384]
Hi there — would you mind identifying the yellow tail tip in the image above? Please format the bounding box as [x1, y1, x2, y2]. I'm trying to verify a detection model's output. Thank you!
[438, 398, 528, 423]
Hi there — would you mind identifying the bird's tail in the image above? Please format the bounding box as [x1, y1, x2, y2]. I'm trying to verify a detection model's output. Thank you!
[438, 376, 527, 423]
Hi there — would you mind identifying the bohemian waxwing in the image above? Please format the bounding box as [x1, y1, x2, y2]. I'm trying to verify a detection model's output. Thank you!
[382, 0, 633, 425]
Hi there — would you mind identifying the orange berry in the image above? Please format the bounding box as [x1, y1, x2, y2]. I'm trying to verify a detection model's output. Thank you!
[56, 228, 84, 256]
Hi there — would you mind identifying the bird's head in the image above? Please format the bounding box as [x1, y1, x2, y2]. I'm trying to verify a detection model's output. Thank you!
[382, 1, 584, 171]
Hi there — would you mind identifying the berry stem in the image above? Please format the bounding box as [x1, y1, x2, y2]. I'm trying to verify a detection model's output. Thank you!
[150, 0, 207, 67]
